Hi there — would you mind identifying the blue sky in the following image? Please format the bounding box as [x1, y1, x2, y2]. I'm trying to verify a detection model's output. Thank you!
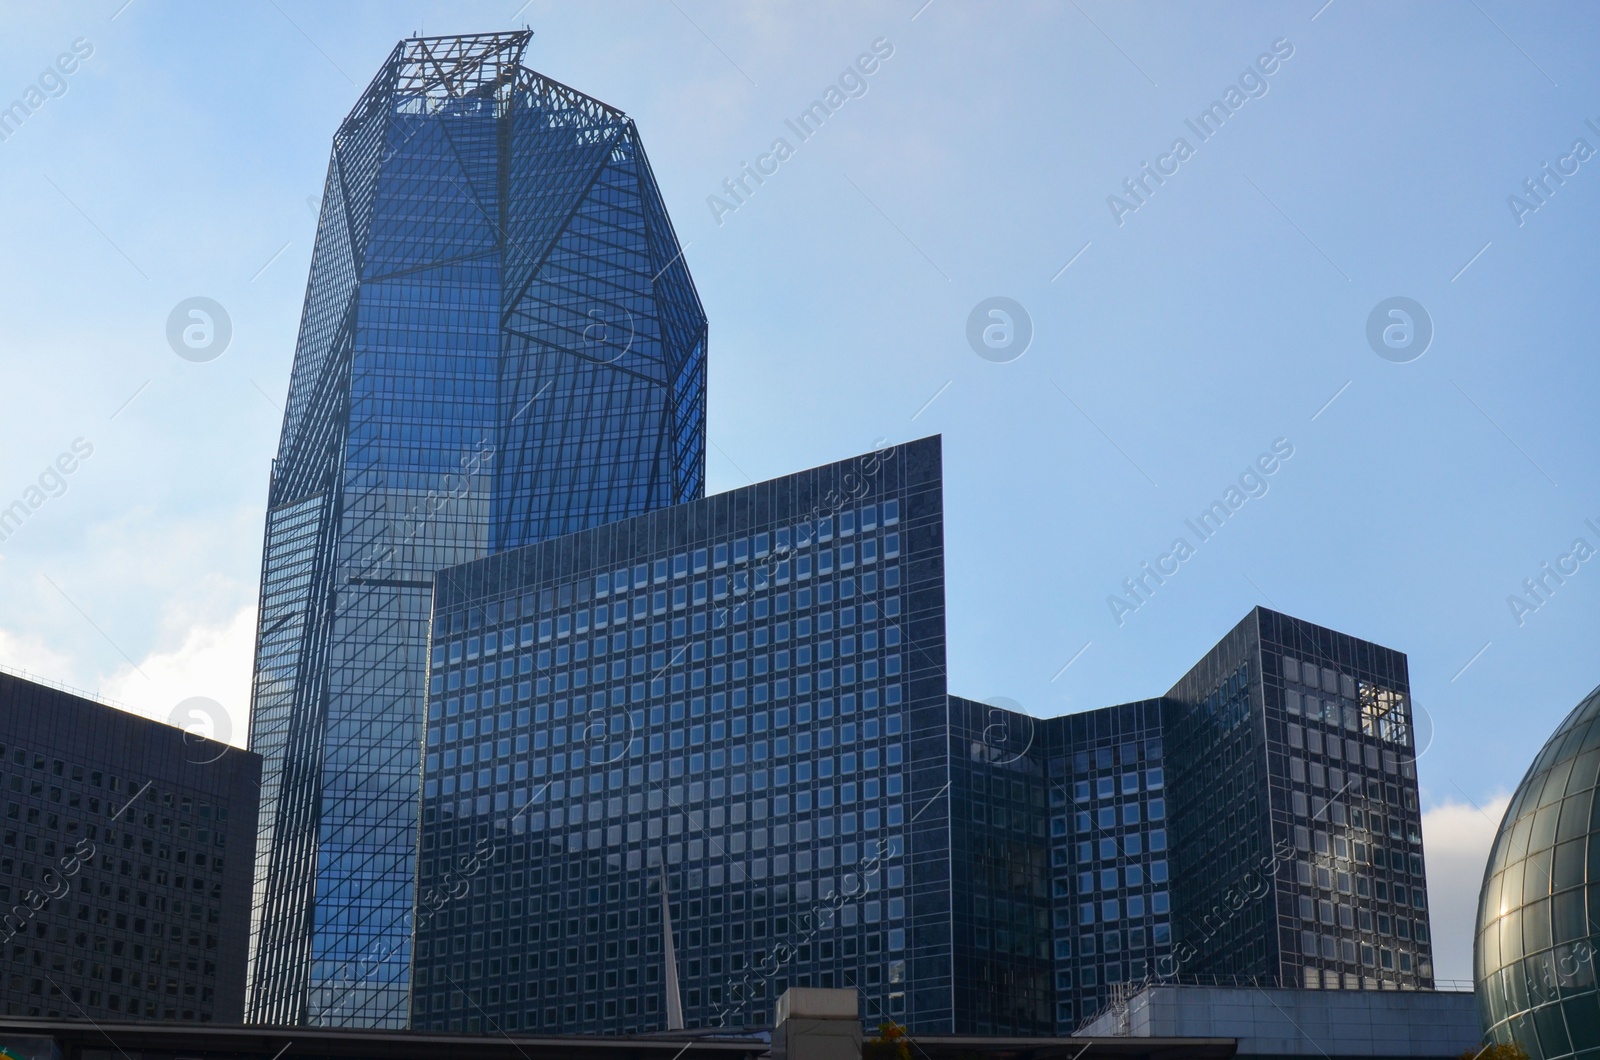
[1, 1, 1596, 980]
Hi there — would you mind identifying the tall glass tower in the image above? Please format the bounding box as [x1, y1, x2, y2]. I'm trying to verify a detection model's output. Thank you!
[245, 31, 705, 1028]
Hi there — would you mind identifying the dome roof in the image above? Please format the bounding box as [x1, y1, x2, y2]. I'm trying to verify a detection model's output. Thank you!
[1476, 683, 1600, 1059]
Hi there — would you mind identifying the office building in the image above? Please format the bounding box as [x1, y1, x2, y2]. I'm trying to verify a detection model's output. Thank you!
[1474, 680, 1600, 1060]
[245, 30, 705, 1027]
[944, 611, 1432, 1033]
[0, 672, 260, 1022]
[1046, 609, 1433, 1030]
[1043, 700, 1171, 1031]
[908, 693, 1174, 1032]
[1164, 609, 1432, 994]
[413, 437, 948, 1033]
[1081, 981, 1477, 1059]
[946, 695, 1054, 1035]
[410, 434, 1436, 1036]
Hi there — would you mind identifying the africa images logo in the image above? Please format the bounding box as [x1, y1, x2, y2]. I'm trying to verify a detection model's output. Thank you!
[0, 37, 94, 145]
[1105, 37, 1295, 226]
[707, 37, 895, 225]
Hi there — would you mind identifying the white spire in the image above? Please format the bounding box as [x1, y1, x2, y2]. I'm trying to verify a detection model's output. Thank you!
[661, 859, 684, 1031]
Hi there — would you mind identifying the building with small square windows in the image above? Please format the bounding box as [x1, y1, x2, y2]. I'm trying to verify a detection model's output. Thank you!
[407, 436, 1435, 1038]
[1163, 609, 1432, 995]
[0, 673, 260, 1022]
[413, 437, 948, 1035]
[1042, 609, 1434, 1031]
[947, 696, 1055, 1035]
[1042, 700, 1172, 1031]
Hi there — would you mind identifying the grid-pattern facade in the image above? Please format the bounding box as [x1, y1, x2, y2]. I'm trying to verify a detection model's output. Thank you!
[1044, 701, 1170, 1031]
[947, 696, 1053, 1035]
[1475, 683, 1600, 1060]
[948, 610, 1432, 1033]
[1166, 609, 1433, 994]
[0, 674, 260, 1022]
[1165, 619, 1278, 982]
[1263, 611, 1432, 990]
[246, 31, 706, 1028]
[411, 472, 1434, 1033]
[412, 438, 947, 1035]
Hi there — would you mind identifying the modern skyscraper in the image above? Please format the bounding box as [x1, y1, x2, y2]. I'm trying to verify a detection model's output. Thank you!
[246, 31, 705, 1027]
[408, 434, 1437, 1037]
[412, 438, 949, 1034]
[1048, 609, 1433, 1030]
[945, 695, 1055, 1034]
[1164, 609, 1431, 995]
[0, 672, 261, 1022]
[1042, 699, 1171, 1031]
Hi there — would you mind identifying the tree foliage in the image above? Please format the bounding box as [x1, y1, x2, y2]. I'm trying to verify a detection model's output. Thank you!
[1462, 1042, 1530, 1060]
[864, 1021, 912, 1060]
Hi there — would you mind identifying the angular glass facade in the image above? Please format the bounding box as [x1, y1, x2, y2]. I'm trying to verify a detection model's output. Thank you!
[246, 32, 705, 1027]
[1475, 683, 1600, 1060]
[412, 438, 947, 1034]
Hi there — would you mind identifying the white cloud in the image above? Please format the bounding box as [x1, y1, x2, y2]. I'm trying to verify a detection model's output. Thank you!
[0, 626, 80, 692]
[97, 603, 256, 747]
[1425, 795, 1511, 985]
[0, 595, 256, 753]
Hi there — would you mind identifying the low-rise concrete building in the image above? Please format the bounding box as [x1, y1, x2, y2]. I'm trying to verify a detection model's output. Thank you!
[1078, 983, 1479, 1058]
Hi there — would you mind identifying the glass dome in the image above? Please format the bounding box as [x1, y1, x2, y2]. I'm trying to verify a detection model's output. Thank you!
[1477, 683, 1600, 1059]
